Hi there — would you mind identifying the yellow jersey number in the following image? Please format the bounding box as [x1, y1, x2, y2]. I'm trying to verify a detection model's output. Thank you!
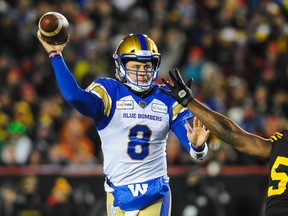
[268, 156, 288, 197]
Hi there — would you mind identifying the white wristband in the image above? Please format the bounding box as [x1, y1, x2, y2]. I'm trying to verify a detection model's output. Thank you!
[189, 142, 208, 160]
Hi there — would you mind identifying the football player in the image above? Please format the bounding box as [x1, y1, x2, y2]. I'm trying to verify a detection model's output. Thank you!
[37, 33, 209, 216]
[161, 68, 288, 216]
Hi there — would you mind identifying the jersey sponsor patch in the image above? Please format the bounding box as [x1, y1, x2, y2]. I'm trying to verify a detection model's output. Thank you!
[152, 103, 167, 114]
[116, 100, 134, 109]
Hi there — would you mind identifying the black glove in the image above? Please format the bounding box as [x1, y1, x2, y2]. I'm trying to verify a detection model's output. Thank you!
[160, 68, 194, 107]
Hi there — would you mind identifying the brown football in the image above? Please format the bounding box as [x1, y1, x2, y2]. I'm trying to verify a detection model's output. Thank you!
[38, 12, 70, 45]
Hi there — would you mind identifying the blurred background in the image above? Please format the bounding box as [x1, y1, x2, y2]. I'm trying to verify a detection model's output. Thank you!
[0, 0, 288, 215]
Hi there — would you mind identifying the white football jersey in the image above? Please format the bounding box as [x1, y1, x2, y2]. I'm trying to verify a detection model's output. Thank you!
[86, 78, 193, 189]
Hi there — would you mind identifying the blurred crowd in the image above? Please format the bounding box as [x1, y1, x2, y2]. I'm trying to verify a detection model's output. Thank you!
[0, 175, 106, 216]
[0, 0, 288, 169]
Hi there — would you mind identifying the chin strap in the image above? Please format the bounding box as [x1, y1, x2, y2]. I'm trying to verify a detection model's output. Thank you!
[125, 84, 154, 98]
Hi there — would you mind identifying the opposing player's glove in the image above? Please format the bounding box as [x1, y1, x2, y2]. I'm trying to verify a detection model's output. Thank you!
[160, 68, 194, 107]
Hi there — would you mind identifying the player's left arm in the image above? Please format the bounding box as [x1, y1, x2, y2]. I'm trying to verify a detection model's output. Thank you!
[172, 117, 209, 160]
[186, 117, 210, 148]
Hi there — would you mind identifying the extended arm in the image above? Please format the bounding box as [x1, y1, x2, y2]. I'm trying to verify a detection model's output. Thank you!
[187, 98, 271, 161]
[37, 31, 102, 118]
[161, 69, 272, 161]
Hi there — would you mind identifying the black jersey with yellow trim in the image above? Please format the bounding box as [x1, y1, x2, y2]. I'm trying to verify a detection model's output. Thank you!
[266, 130, 288, 216]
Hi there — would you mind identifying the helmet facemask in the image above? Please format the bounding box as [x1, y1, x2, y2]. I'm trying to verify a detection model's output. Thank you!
[113, 34, 161, 92]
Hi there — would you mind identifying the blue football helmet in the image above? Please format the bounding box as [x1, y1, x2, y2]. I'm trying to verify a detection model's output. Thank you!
[113, 33, 161, 92]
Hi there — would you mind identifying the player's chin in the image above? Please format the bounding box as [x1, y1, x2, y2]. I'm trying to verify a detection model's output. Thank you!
[138, 78, 151, 83]
[138, 81, 149, 85]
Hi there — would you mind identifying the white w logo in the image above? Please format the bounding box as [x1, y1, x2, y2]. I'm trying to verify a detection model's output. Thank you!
[128, 183, 148, 196]
[108, 204, 117, 215]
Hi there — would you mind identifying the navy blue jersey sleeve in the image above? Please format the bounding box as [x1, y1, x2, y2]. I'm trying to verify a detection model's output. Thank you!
[50, 56, 104, 119]
[170, 106, 194, 152]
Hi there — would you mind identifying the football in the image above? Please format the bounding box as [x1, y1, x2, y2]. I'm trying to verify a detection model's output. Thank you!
[38, 12, 70, 45]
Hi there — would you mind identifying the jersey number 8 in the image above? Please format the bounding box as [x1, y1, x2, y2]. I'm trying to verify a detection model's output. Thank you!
[127, 125, 151, 160]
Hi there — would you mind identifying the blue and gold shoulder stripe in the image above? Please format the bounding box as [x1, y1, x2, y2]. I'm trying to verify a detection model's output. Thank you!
[86, 81, 112, 117]
[172, 102, 188, 121]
